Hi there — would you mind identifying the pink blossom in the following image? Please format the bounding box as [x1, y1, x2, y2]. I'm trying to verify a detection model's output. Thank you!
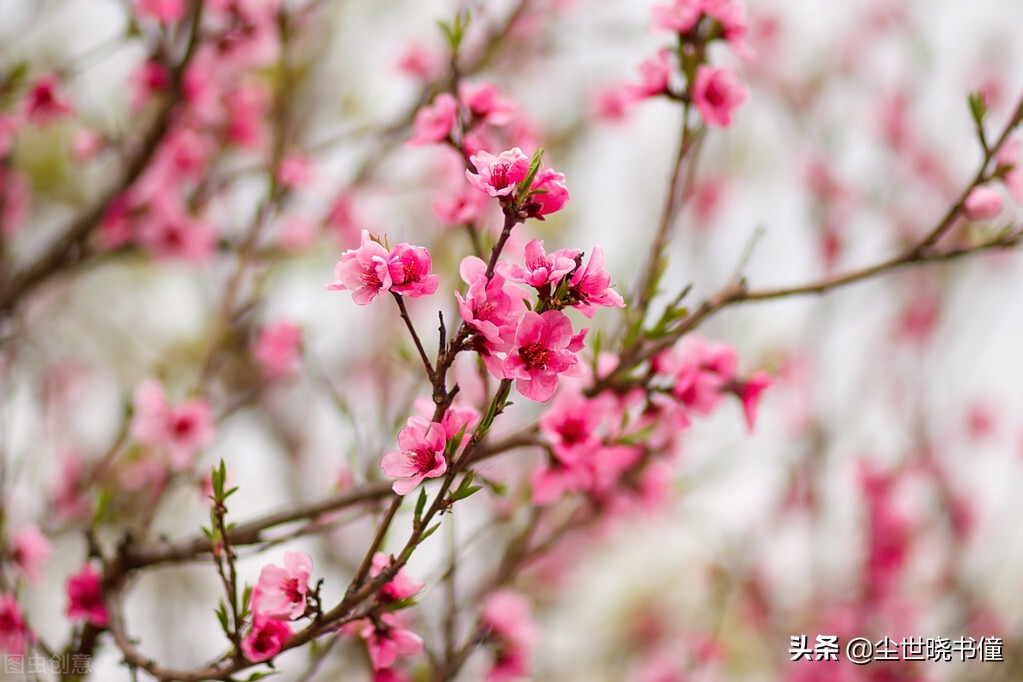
[396, 43, 444, 81]
[592, 85, 633, 122]
[381, 416, 447, 495]
[466, 148, 531, 198]
[343, 613, 424, 670]
[456, 256, 527, 351]
[459, 82, 518, 126]
[371, 553, 424, 601]
[408, 93, 458, 146]
[482, 590, 535, 681]
[705, 0, 753, 58]
[651, 0, 702, 34]
[224, 82, 269, 148]
[964, 186, 1003, 219]
[738, 371, 772, 431]
[0, 595, 29, 655]
[568, 246, 625, 317]
[328, 230, 394, 305]
[66, 564, 108, 627]
[135, 0, 186, 22]
[500, 311, 587, 402]
[71, 130, 103, 163]
[693, 65, 747, 127]
[131, 61, 170, 110]
[241, 614, 292, 662]
[252, 551, 313, 620]
[253, 322, 303, 380]
[525, 168, 570, 217]
[278, 153, 315, 189]
[662, 336, 738, 415]
[130, 380, 215, 470]
[540, 393, 605, 464]
[11, 526, 51, 584]
[497, 239, 580, 289]
[137, 203, 217, 263]
[627, 50, 673, 100]
[388, 243, 440, 298]
[433, 186, 491, 225]
[23, 75, 74, 127]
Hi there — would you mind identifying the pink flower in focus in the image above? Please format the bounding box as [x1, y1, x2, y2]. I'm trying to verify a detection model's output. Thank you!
[408, 93, 458, 146]
[627, 50, 673, 100]
[497, 239, 580, 289]
[738, 371, 772, 431]
[23, 75, 74, 127]
[964, 186, 1003, 219]
[135, 0, 186, 22]
[241, 614, 292, 662]
[388, 243, 440, 298]
[525, 168, 570, 217]
[343, 613, 424, 670]
[568, 246, 625, 317]
[466, 148, 530, 197]
[381, 416, 447, 495]
[0, 595, 29, 655]
[651, 0, 702, 34]
[456, 256, 526, 351]
[12, 526, 52, 584]
[252, 551, 313, 620]
[253, 322, 303, 380]
[499, 311, 587, 402]
[328, 230, 394, 305]
[371, 553, 424, 601]
[693, 65, 747, 127]
[66, 564, 107, 627]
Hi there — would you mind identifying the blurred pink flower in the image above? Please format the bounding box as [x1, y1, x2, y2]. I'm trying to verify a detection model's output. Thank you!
[12, 526, 51, 584]
[253, 322, 303, 380]
[66, 565, 107, 627]
[408, 93, 458, 146]
[371, 553, 424, 602]
[964, 186, 1003, 219]
[23, 75, 74, 127]
[693, 65, 747, 127]
[0, 595, 29, 655]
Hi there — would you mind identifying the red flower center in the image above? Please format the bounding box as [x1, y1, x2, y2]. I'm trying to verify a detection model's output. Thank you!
[519, 343, 549, 371]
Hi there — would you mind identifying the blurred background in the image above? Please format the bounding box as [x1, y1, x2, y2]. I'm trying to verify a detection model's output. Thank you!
[2, 0, 1023, 680]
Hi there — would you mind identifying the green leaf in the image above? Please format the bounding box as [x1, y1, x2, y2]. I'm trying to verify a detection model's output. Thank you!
[414, 488, 428, 523]
[969, 91, 988, 128]
[419, 522, 442, 543]
[516, 147, 545, 197]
